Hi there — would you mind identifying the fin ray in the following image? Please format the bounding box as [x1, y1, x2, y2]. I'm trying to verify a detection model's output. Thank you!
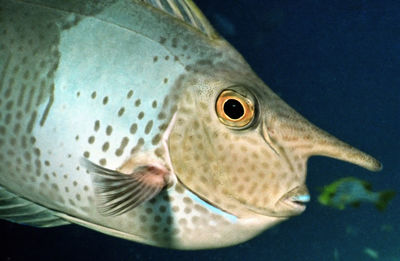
[140, 0, 218, 39]
[0, 186, 69, 227]
[81, 158, 169, 216]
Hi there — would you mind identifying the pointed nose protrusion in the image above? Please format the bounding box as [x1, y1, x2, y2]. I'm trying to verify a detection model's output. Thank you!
[265, 105, 382, 172]
[304, 127, 382, 171]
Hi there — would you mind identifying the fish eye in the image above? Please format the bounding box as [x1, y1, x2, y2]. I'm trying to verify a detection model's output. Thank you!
[216, 90, 255, 128]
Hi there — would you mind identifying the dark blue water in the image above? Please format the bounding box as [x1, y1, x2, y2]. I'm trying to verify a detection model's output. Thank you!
[1, 1, 399, 260]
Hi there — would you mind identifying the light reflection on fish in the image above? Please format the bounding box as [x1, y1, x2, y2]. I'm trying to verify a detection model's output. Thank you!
[0, 0, 382, 249]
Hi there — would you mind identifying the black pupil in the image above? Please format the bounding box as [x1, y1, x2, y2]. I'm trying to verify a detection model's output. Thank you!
[223, 99, 244, 119]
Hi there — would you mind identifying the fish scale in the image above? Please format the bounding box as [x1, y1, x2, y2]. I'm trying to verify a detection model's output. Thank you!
[0, 0, 381, 250]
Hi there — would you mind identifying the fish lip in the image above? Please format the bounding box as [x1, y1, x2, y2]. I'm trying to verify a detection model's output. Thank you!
[236, 185, 310, 217]
[278, 185, 310, 215]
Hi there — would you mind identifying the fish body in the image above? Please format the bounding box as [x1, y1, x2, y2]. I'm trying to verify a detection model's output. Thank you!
[318, 177, 395, 211]
[0, 0, 382, 249]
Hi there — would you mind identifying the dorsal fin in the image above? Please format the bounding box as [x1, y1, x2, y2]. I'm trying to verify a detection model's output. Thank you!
[139, 0, 219, 39]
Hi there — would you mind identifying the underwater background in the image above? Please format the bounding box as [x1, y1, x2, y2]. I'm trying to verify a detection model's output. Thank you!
[1, 0, 399, 260]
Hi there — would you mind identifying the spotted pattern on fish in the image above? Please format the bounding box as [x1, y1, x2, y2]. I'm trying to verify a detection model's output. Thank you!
[0, 0, 381, 250]
[0, 4, 63, 203]
[0, 0, 243, 248]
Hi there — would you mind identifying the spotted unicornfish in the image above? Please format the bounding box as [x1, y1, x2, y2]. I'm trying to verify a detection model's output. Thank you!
[0, 0, 382, 249]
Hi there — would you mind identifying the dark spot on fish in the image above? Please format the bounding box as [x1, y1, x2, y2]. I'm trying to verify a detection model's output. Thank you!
[88, 136, 95, 144]
[106, 125, 113, 136]
[130, 138, 144, 154]
[159, 37, 166, 44]
[157, 112, 166, 120]
[153, 56, 158, 62]
[172, 38, 178, 48]
[118, 107, 125, 117]
[94, 120, 100, 131]
[129, 123, 137, 134]
[9, 137, 16, 146]
[51, 183, 59, 191]
[115, 137, 129, 156]
[99, 158, 106, 166]
[144, 120, 153, 134]
[151, 134, 161, 145]
[5, 101, 13, 110]
[183, 197, 193, 205]
[138, 112, 144, 119]
[34, 148, 41, 156]
[102, 142, 109, 152]
[198, 59, 212, 66]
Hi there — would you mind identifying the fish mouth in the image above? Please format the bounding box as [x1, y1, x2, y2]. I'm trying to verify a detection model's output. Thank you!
[233, 185, 310, 217]
[277, 185, 310, 215]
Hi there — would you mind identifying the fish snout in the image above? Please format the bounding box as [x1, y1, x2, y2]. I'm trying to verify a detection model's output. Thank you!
[277, 184, 310, 215]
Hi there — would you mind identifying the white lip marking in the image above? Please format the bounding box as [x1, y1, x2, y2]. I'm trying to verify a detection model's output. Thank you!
[162, 112, 178, 188]
[291, 194, 310, 203]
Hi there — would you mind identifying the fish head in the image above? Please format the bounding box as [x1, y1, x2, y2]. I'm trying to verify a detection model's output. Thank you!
[168, 67, 381, 219]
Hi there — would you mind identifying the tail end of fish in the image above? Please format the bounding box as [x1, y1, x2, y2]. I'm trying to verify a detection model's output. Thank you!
[375, 190, 396, 211]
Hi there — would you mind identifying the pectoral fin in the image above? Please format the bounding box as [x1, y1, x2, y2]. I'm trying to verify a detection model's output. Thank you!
[81, 158, 170, 216]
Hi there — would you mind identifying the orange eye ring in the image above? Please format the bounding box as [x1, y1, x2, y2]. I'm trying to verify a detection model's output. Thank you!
[216, 90, 255, 128]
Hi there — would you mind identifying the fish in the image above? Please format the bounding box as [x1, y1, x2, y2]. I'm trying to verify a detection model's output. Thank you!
[0, 0, 382, 250]
[318, 177, 395, 211]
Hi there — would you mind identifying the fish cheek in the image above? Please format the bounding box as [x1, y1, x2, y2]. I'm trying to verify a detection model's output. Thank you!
[168, 87, 289, 215]
[168, 103, 271, 214]
[168, 93, 228, 207]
